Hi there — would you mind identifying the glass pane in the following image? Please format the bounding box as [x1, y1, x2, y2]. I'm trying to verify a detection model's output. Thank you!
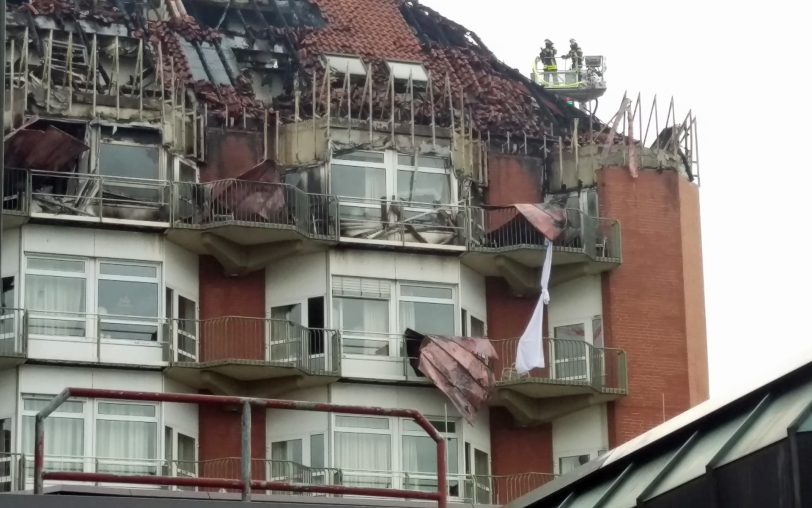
[99, 321, 159, 341]
[98, 280, 158, 317]
[310, 434, 325, 468]
[271, 439, 303, 463]
[335, 416, 389, 429]
[27, 258, 85, 273]
[554, 323, 586, 341]
[400, 301, 454, 336]
[559, 454, 589, 474]
[342, 337, 389, 356]
[97, 419, 158, 474]
[402, 436, 458, 474]
[471, 317, 485, 337]
[417, 156, 447, 169]
[592, 316, 604, 348]
[331, 164, 386, 200]
[98, 403, 156, 417]
[23, 415, 84, 459]
[335, 432, 391, 470]
[99, 263, 157, 279]
[474, 449, 489, 475]
[26, 275, 86, 313]
[334, 151, 384, 164]
[400, 286, 453, 300]
[402, 420, 456, 434]
[397, 170, 451, 204]
[397, 154, 414, 166]
[335, 298, 388, 333]
[178, 434, 196, 474]
[24, 398, 84, 413]
[98, 143, 160, 180]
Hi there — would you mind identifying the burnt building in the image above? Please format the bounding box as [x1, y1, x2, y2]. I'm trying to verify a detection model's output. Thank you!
[0, 0, 705, 505]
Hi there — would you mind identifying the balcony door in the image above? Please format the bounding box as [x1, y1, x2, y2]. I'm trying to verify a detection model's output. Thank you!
[551, 316, 603, 384]
[0, 277, 16, 355]
[270, 303, 303, 365]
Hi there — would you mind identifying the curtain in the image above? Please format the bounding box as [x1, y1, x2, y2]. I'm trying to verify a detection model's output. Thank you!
[96, 420, 157, 474]
[25, 275, 86, 336]
[23, 416, 84, 472]
[335, 432, 391, 488]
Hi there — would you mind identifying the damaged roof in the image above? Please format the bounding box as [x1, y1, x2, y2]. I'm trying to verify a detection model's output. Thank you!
[7, 0, 584, 138]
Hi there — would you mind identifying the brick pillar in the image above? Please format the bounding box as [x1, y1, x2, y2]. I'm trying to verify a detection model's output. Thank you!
[598, 167, 708, 447]
[198, 405, 267, 481]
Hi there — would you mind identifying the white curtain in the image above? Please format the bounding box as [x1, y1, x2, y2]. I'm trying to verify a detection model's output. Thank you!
[96, 420, 157, 474]
[336, 432, 391, 488]
[23, 416, 84, 472]
[26, 275, 86, 336]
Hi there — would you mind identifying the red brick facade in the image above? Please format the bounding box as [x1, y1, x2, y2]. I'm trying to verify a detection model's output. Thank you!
[599, 166, 708, 447]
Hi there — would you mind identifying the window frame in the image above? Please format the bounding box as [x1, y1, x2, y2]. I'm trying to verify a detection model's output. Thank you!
[24, 255, 163, 344]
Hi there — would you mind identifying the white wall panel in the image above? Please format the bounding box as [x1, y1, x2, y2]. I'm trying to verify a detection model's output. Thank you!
[551, 404, 608, 473]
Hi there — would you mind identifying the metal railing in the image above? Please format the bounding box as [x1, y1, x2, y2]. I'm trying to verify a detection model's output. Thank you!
[468, 207, 621, 260]
[339, 330, 430, 381]
[9, 452, 552, 505]
[33, 389, 449, 506]
[2, 168, 28, 215]
[174, 316, 340, 377]
[28, 169, 171, 224]
[336, 197, 466, 247]
[491, 337, 627, 394]
[172, 180, 337, 241]
[0, 309, 27, 357]
[530, 55, 606, 90]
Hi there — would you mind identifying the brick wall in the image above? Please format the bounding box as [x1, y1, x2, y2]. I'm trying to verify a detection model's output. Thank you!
[198, 404, 267, 480]
[486, 277, 553, 474]
[599, 167, 707, 447]
[489, 408, 553, 475]
[198, 256, 266, 361]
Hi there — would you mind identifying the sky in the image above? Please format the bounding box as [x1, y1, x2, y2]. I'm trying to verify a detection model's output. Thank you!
[421, 0, 812, 398]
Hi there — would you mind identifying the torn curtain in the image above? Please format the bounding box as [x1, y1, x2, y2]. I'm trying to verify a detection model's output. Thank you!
[515, 238, 554, 374]
[405, 329, 497, 424]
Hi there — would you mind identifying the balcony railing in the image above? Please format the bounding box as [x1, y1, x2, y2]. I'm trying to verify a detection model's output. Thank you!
[2, 168, 28, 216]
[491, 337, 627, 394]
[170, 316, 341, 377]
[5, 453, 554, 505]
[0, 309, 27, 358]
[468, 207, 621, 260]
[27, 169, 171, 225]
[172, 180, 337, 241]
[335, 197, 466, 249]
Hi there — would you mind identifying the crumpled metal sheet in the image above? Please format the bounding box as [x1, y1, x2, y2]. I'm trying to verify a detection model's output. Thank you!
[405, 329, 497, 424]
[209, 160, 286, 222]
[486, 202, 567, 241]
[4, 125, 89, 172]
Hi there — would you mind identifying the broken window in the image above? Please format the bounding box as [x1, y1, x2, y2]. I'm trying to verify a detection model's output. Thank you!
[97, 126, 163, 206]
[184, 0, 326, 31]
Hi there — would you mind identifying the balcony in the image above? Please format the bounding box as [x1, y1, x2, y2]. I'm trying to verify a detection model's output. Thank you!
[339, 331, 430, 383]
[23, 169, 171, 227]
[2, 309, 169, 368]
[0, 309, 26, 369]
[335, 197, 467, 252]
[489, 337, 628, 424]
[165, 317, 341, 395]
[2, 453, 555, 506]
[464, 207, 621, 294]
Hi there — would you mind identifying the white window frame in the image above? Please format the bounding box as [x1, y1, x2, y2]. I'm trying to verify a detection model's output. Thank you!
[24, 255, 163, 345]
[21, 395, 161, 476]
[400, 418, 460, 496]
[331, 278, 458, 359]
[550, 315, 603, 382]
[332, 415, 395, 489]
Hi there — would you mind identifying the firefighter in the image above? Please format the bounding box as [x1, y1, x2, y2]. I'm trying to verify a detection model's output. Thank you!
[564, 39, 584, 82]
[539, 39, 557, 84]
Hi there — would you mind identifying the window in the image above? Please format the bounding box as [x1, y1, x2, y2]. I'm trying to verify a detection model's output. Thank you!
[559, 454, 590, 474]
[553, 323, 588, 380]
[96, 402, 158, 475]
[399, 285, 455, 336]
[330, 151, 457, 243]
[25, 256, 161, 342]
[22, 396, 161, 476]
[0, 418, 10, 492]
[332, 277, 391, 356]
[1, 277, 16, 351]
[271, 438, 304, 481]
[97, 127, 162, 203]
[334, 416, 392, 489]
[402, 419, 459, 495]
[1, 277, 13, 311]
[22, 397, 86, 473]
[164, 427, 197, 480]
[26, 257, 88, 337]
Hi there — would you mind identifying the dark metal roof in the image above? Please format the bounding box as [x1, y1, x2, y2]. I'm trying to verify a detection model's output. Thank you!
[509, 354, 812, 508]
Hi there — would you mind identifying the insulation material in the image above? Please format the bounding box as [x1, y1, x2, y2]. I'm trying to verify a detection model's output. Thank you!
[405, 329, 497, 424]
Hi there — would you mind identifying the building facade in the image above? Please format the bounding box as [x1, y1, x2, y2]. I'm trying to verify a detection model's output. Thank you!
[0, 0, 706, 505]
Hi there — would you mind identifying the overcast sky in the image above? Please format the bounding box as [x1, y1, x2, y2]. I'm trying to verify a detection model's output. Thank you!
[422, 0, 812, 398]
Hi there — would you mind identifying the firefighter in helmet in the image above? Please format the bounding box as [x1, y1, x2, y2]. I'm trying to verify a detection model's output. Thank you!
[564, 38, 584, 80]
[539, 39, 557, 84]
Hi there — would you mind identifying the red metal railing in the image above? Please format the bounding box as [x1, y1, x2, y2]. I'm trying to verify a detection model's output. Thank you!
[34, 388, 447, 507]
